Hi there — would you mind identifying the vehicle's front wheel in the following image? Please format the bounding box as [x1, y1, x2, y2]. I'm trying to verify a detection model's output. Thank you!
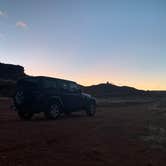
[17, 111, 33, 120]
[86, 102, 96, 116]
[45, 102, 61, 120]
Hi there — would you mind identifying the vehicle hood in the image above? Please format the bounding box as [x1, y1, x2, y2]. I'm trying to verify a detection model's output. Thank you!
[82, 93, 95, 100]
[82, 93, 91, 97]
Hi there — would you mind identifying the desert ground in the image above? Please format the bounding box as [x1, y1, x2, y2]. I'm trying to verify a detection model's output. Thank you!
[0, 97, 166, 166]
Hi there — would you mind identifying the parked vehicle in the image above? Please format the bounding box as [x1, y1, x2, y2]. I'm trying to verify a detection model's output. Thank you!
[13, 76, 96, 120]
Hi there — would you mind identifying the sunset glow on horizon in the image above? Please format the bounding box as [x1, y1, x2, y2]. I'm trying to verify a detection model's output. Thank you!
[1, 0, 166, 90]
[25, 66, 166, 90]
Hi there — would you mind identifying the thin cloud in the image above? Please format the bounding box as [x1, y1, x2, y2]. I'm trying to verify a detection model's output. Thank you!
[0, 10, 7, 17]
[16, 21, 28, 29]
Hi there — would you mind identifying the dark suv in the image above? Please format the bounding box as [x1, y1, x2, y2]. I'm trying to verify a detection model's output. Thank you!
[13, 76, 96, 120]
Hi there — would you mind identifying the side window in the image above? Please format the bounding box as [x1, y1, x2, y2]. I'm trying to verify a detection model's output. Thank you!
[60, 81, 69, 91]
[19, 79, 38, 89]
[42, 80, 57, 88]
[59, 81, 80, 93]
[69, 83, 80, 93]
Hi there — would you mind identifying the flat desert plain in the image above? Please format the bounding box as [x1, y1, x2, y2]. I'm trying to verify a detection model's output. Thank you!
[0, 97, 166, 166]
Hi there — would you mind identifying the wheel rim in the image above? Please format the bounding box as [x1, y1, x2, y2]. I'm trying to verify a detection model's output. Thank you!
[50, 104, 60, 118]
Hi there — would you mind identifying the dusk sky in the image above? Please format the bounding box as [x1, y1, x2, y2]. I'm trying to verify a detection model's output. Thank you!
[0, 0, 166, 90]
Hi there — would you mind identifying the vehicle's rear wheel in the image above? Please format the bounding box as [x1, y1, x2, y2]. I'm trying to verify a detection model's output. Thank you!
[86, 102, 96, 116]
[17, 111, 33, 120]
[45, 102, 61, 119]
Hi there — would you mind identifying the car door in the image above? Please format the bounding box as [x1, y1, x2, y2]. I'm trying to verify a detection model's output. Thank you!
[42, 78, 58, 95]
[58, 81, 83, 110]
[38, 78, 58, 107]
[68, 82, 84, 110]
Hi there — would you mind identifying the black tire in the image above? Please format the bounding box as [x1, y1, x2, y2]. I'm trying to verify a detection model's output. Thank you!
[45, 102, 61, 120]
[17, 111, 33, 120]
[86, 102, 96, 116]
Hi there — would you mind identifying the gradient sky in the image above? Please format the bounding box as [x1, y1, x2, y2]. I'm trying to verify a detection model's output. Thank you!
[0, 0, 166, 90]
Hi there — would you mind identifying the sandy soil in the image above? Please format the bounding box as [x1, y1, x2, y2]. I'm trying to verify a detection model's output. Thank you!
[0, 98, 166, 166]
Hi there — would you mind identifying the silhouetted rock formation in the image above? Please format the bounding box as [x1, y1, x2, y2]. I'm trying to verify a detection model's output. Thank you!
[83, 83, 145, 97]
[0, 62, 25, 81]
[0, 62, 26, 97]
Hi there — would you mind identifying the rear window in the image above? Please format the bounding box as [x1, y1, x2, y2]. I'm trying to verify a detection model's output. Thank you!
[18, 78, 38, 89]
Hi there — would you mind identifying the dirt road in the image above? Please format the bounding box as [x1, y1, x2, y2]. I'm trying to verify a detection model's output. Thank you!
[0, 98, 166, 166]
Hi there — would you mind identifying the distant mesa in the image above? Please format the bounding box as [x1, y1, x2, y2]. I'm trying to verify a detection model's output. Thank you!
[83, 83, 145, 97]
